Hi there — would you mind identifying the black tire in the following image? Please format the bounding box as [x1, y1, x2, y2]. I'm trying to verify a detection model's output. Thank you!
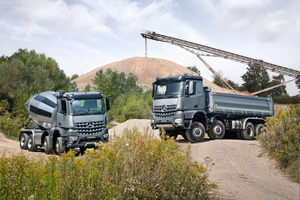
[159, 130, 178, 140]
[241, 122, 255, 140]
[55, 137, 65, 155]
[27, 134, 37, 152]
[208, 120, 225, 139]
[20, 133, 29, 150]
[236, 131, 242, 139]
[181, 132, 187, 140]
[186, 122, 205, 143]
[44, 136, 52, 154]
[255, 124, 265, 138]
[80, 147, 87, 155]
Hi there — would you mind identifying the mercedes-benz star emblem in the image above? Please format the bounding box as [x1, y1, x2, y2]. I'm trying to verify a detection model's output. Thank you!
[88, 122, 93, 128]
[162, 105, 167, 112]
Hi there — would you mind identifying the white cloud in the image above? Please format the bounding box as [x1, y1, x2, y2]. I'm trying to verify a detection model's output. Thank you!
[220, 0, 273, 18]
[16, 0, 112, 35]
[254, 10, 292, 42]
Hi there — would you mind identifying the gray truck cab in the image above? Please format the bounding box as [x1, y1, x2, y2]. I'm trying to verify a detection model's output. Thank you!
[151, 75, 205, 131]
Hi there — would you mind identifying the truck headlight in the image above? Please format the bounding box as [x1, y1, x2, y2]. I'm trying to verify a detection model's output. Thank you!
[69, 136, 78, 143]
[151, 119, 155, 124]
[174, 118, 183, 124]
[103, 133, 109, 139]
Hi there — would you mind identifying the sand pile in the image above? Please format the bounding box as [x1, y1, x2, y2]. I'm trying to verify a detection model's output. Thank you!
[74, 57, 247, 95]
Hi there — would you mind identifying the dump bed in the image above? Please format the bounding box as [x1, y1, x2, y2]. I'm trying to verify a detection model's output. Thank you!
[209, 92, 274, 117]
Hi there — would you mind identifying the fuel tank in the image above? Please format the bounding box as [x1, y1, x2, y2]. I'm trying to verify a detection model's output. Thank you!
[25, 91, 57, 129]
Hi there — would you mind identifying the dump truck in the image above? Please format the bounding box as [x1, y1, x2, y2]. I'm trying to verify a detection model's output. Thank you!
[19, 90, 110, 154]
[151, 74, 274, 142]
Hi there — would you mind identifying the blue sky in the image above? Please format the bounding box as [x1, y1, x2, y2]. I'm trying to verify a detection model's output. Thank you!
[0, 0, 299, 95]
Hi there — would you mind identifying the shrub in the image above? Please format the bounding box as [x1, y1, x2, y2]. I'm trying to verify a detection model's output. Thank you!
[259, 104, 300, 182]
[0, 130, 215, 199]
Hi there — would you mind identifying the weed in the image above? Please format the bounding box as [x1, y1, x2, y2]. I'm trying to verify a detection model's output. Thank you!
[0, 130, 215, 199]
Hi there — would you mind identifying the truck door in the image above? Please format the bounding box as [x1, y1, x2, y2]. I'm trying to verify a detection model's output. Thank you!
[183, 81, 204, 110]
[57, 98, 69, 127]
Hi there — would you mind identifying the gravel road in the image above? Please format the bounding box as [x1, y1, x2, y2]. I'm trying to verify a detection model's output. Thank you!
[0, 119, 299, 199]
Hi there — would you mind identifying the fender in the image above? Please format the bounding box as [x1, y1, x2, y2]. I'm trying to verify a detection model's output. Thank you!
[185, 110, 208, 129]
[242, 117, 266, 129]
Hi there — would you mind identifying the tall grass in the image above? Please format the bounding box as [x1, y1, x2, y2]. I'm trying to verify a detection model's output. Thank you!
[259, 104, 300, 182]
[0, 129, 215, 199]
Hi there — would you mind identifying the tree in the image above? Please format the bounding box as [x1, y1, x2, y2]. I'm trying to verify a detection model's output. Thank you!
[270, 74, 287, 96]
[0, 49, 71, 117]
[241, 65, 270, 96]
[70, 74, 79, 80]
[187, 65, 200, 75]
[84, 83, 91, 92]
[212, 71, 240, 90]
[93, 69, 141, 104]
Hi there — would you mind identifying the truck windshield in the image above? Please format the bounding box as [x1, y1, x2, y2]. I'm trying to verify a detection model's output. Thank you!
[154, 81, 183, 99]
[70, 99, 105, 115]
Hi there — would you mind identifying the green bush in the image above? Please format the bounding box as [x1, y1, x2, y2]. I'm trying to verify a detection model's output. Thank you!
[108, 91, 152, 122]
[0, 100, 27, 139]
[259, 104, 300, 182]
[0, 130, 215, 199]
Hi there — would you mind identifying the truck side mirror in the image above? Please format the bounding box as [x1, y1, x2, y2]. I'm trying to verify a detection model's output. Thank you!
[189, 81, 194, 95]
[152, 83, 155, 97]
[105, 98, 110, 111]
[185, 81, 190, 96]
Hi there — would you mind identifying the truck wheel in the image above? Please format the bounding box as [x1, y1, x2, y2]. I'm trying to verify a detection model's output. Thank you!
[80, 147, 87, 155]
[241, 122, 255, 140]
[236, 131, 242, 139]
[28, 135, 37, 152]
[208, 120, 225, 139]
[20, 133, 29, 150]
[168, 130, 178, 140]
[44, 136, 52, 154]
[186, 122, 205, 143]
[255, 124, 265, 137]
[55, 137, 65, 155]
[159, 130, 177, 140]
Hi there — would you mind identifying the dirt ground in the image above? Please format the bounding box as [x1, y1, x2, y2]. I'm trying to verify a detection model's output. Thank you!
[0, 119, 299, 200]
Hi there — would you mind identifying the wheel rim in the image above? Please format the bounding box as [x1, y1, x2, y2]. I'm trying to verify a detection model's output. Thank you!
[213, 125, 222, 136]
[28, 138, 32, 149]
[20, 136, 25, 147]
[56, 141, 59, 152]
[246, 127, 254, 137]
[192, 127, 203, 138]
[44, 140, 47, 148]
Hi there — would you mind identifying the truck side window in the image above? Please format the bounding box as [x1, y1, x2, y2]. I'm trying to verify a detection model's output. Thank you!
[61, 99, 67, 114]
[189, 81, 196, 95]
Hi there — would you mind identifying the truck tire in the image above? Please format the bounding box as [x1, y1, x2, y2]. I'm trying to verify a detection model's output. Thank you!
[255, 124, 265, 137]
[236, 131, 242, 139]
[186, 122, 205, 143]
[159, 130, 178, 140]
[80, 147, 87, 154]
[27, 134, 37, 152]
[20, 133, 29, 150]
[44, 136, 52, 154]
[208, 120, 225, 139]
[55, 137, 65, 155]
[241, 122, 255, 140]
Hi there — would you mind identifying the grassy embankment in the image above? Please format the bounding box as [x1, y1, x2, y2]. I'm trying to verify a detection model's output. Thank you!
[259, 104, 300, 183]
[0, 129, 216, 200]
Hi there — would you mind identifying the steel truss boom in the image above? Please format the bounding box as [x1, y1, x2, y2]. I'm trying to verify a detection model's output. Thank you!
[141, 30, 300, 78]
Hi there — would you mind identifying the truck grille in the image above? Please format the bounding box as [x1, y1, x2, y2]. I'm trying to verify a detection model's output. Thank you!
[153, 104, 177, 118]
[75, 121, 105, 135]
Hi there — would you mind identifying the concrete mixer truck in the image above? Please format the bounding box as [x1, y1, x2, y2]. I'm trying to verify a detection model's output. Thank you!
[19, 90, 110, 154]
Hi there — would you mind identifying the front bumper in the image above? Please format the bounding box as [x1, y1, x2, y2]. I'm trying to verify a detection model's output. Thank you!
[63, 127, 109, 148]
[151, 111, 185, 130]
